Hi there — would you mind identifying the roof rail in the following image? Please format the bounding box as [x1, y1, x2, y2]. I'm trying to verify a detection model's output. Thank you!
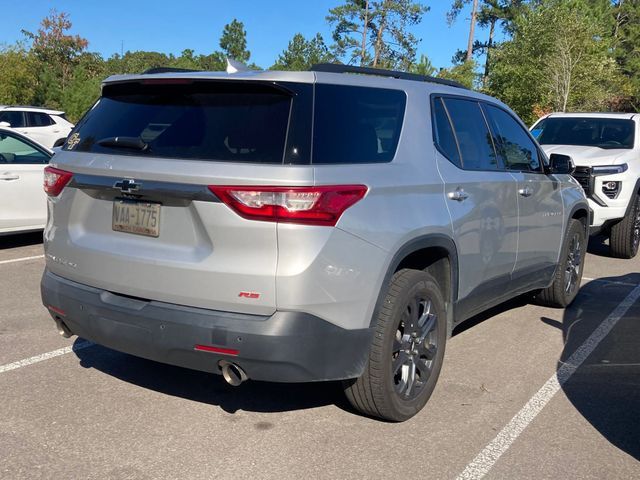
[310, 63, 466, 89]
[141, 67, 201, 75]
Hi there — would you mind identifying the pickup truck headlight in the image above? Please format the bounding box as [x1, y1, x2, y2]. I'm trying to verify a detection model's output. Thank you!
[591, 164, 628, 175]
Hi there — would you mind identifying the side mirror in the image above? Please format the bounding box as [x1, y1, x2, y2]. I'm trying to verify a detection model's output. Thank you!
[0, 121, 11, 128]
[548, 153, 575, 175]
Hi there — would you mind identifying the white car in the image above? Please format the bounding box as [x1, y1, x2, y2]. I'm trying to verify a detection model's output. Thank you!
[531, 112, 640, 258]
[0, 127, 53, 235]
[0, 106, 74, 149]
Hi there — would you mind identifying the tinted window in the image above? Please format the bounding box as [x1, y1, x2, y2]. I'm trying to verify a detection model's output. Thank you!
[0, 111, 26, 128]
[0, 132, 50, 164]
[313, 84, 406, 164]
[27, 112, 54, 127]
[484, 105, 540, 172]
[432, 97, 461, 167]
[443, 98, 499, 170]
[537, 117, 635, 149]
[69, 81, 293, 164]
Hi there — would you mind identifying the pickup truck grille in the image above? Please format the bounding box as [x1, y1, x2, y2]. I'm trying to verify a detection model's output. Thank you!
[571, 167, 592, 196]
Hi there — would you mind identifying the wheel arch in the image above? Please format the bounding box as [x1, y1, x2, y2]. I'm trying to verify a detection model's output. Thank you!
[371, 234, 459, 335]
[53, 138, 67, 148]
[568, 201, 590, 236]
[624, 178, 640, 216]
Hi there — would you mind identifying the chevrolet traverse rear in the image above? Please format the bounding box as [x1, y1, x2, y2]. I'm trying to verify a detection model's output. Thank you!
[42, 65, 588, 421]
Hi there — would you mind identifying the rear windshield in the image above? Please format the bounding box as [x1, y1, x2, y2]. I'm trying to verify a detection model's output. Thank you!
[68, 81, 293, 164]
[533, 117, 635, 149]
[67, 80, 406, 164]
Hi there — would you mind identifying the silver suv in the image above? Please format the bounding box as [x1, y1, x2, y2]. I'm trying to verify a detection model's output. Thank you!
[41, 64, 589, 421]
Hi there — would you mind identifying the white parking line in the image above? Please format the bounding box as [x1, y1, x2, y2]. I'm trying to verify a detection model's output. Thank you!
[0, 254, 45, 265]
[0, 340, 94, 374]
[456, 282, 640, 480]
[582, 276, 637, 287]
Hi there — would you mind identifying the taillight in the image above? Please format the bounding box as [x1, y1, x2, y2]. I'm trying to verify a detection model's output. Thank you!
[208, 185, 368, 226]
[44, 166, 73, 197]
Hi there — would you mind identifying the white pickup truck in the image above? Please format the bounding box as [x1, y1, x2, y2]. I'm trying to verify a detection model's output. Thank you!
[532, 112, 640, 258]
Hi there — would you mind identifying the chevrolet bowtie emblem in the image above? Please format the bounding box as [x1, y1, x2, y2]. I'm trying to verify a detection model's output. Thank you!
[114, 179, 140, 193]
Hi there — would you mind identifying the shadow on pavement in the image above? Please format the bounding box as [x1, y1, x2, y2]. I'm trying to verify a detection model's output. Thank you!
[0, 231, 43, 250]
[73, 340, 349, 415]
[586, 234, 611, 257]
[550, 273, 640, 460]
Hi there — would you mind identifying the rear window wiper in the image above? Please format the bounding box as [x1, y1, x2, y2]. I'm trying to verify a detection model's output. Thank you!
[97, 136, 149, 152]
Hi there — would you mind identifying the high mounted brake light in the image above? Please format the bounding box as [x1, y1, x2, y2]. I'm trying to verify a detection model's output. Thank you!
[43, 166, 73, 197]
[208, 185, 368, 226]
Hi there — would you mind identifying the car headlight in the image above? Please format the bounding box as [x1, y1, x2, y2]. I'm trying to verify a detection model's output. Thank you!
[591, 164, 628, 175]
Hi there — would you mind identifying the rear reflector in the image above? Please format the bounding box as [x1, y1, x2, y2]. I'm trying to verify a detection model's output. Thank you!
[194, 344, 239, 356]
[47, 305, 66, 316]
[208, 185, 368, 226]
[44, 166, 73, 197]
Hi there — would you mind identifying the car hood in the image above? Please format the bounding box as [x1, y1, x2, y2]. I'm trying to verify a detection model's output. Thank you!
[541, 145, 631, 167]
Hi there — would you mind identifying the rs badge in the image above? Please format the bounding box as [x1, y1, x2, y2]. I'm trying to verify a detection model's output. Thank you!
[238, 292, 260, 299]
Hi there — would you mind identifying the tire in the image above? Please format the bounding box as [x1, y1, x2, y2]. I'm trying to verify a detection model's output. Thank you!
[343, 269, 447, 422]
[53, 138, 66, 148]
[536, 219, 586, 308]
[609, 195, 640, 259]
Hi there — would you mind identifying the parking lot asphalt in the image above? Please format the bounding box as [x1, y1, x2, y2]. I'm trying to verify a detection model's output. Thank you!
[0, 232, 638, 480]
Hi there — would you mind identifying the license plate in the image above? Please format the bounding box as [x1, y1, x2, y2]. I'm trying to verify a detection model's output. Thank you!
[112, 200, 161, 237]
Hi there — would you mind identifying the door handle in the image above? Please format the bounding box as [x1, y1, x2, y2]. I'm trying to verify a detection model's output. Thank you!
[447, 188, 469, 202]
[0, 173, 20, 181]
[518, 186, 534, 197]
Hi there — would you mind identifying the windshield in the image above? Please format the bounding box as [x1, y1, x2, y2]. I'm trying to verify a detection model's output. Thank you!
[534, 117, 635, 149]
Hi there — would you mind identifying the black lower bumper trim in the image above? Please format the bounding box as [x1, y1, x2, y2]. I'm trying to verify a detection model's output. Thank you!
[41, 270, 372, 383]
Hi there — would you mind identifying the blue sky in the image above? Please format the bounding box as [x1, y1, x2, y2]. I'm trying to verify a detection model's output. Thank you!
[0, 0, 496, 70]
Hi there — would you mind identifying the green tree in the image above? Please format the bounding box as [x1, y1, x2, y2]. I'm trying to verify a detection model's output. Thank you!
[22, 10, 88, 107]
[448, 1, 527, 87]
[105, 50, 172, 75]
[409, 53, 437, 76]
[272, 33, 334, 70]
[0, 44, 38, 105]
[448, 0, 480, 62]
[488, 0, 622, 123]
[475, 1, 527, 87]
[62, 52, 105, 121]
[327, 0, 429, 70]
[220, 19, 250, 63]
[438, 59, 478, 88]
[612, 0, 640, 109]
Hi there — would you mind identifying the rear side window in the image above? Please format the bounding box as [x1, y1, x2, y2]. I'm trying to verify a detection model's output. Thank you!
[0, 111, 26, 128]
[483, 104, 541, 172]
[312, 84, 406, 164]
[442, 98, 500, 171]
[27, 112, 54, 127]
[432, 97, 461, 167]
[68, 81, 294, 164]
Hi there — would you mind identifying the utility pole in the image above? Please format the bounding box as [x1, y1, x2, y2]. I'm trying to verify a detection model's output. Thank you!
[466, 0, 479, 62]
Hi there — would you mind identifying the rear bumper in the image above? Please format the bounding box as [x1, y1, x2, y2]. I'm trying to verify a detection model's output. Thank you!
[41, 270, 372, 383]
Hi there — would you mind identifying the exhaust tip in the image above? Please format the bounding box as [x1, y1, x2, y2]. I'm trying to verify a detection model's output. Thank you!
[54, 317, 73, 338]
[219, 360, 248, 386]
